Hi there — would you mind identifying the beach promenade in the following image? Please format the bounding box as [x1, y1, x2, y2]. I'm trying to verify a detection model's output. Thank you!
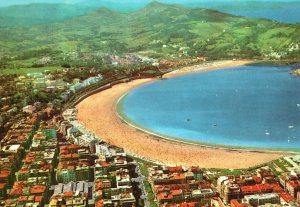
[76, 60, 286, 169]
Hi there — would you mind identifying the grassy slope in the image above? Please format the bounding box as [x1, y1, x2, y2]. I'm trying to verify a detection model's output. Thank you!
[0, 66, 63, 75]
[0, 2, 300, 59]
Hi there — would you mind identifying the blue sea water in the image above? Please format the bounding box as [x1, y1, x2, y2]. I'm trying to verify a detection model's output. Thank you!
[122, 65, 300, 150]
[221, 5, 300, 23]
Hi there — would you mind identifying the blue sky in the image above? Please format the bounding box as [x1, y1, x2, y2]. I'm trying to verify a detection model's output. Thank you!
[0, 0, 294, 7]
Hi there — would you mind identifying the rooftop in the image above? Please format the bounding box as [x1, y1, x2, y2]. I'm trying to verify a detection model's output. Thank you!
[279, 192, 294, 203]
[241, 184, 280, 194]
[30, 185, 47, 194]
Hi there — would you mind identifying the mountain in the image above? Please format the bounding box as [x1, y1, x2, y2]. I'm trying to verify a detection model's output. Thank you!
[0, 2, 300, 60]
[79, 1, 300, 23]
[0, 3, 96, 27]
[187, 1, 300, 23]
[1, 1, 300, 28]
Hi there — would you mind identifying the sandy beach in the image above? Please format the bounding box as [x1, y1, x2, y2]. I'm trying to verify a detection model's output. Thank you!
[76, 60, 286, 169]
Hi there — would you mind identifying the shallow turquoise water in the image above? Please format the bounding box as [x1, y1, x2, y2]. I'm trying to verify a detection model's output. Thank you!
[122, 65, 300, 150]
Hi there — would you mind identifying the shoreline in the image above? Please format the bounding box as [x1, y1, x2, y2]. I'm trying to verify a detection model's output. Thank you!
[163, 60, 253, 78]
[76, 60, 289, 169]
[116, 94, 300, 153]
[117, 60, 300, 153]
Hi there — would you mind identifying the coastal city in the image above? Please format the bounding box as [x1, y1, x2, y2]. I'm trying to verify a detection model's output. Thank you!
[0, 60, 300, 207]
[1, 0, 300, 206]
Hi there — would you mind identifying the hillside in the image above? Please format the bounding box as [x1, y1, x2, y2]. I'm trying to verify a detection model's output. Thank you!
[1, 1, 300, 28]
[0, 2, 300, 61]
[0, 3, 96, 27]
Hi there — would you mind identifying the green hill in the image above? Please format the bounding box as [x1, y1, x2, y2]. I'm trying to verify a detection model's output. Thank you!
[0, 3, 96, 27]
[0, 2, 300, 60]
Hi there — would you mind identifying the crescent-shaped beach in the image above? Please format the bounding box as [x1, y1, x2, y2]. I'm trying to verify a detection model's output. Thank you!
[76, 60, 286, 169]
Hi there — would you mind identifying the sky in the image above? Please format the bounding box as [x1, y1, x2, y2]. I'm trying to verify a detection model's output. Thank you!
[0, 0, 296, 7]
[0, 0, 81, 7]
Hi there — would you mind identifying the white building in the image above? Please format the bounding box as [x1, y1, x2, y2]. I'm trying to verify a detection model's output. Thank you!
[243, 193, 280, 206]
[70, 75, 103, 93]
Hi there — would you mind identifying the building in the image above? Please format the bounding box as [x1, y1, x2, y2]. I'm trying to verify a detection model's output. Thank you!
[149, 165, 214, 206]
[241, 184, 283, 196]
[279, 192, 294, 205]
[217, 177, 241, 204]
[94, 155, 137, 207]
[49, 193, 88, 207]
[23, 105, 37, 114]
[57, 145, 92, 183]
[52, 181, 94, 206]
[243, 193, 280, 206]
[286, 180, 300, 198]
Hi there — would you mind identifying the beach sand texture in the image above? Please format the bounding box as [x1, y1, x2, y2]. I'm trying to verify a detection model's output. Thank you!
[76, 60, 286, 169]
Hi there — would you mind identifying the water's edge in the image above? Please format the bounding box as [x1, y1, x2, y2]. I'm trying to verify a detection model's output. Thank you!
[116, 66, 300, 153]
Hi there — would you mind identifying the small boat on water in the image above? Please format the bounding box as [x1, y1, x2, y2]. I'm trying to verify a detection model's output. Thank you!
[288, 125, 294, 129]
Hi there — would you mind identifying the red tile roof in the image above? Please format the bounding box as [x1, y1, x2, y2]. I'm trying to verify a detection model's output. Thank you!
[35, 195, 43, 202]
[60, 145, 79, 151]
[157, 192, 172, 200]
[168, 166, 184, 173]
[270, 184, 283, 192]
[0, 183, 6, 189]
[95, 199, 104, 207]
[18, 196, 28, 202]
[171, 189, 182, 196]
[231, 199, 249, 207]
[252, 176, 262, 184]
[0, 170, 10, 179]
[169, 173, 186, 180]
[279, 192, 294, 203]
[10, 181, 27, 196]
[60, 153, 79, 159]
[241, 184, 274, 194]
[180, 202, 198, 207]
[155, 184, 190, 193]
[287, 180, 300, 188]
[63, 192, 74, 197]
[95, 181, 111, 190]
[30, 185, 46, 194]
